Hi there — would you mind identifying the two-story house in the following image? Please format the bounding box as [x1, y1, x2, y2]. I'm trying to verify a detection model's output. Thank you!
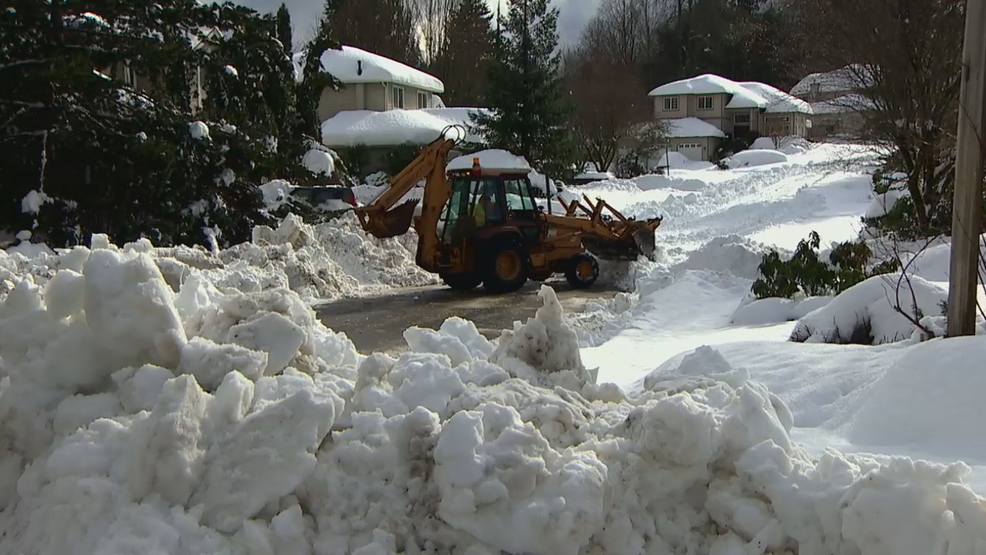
[648, 74, 813, 161]
[790, 65, 875, 141]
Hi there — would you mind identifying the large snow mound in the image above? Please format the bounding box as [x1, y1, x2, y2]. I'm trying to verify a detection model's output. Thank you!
[849, 336, 986, 460]
[791, 273, 947, 345]
[3, 238, 986, 554]
[725, 149, 789, 169]
[4, 213, 437, 303]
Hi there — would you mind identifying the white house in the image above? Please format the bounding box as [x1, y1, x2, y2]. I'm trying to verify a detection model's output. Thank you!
[648, 74, 813, 161]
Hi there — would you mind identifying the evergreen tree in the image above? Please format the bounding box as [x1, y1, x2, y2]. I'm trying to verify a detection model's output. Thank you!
[0, 0, 323, 249]
[275, 3, 293, 56]
[319, 0, 420, 67]
[438, 0, 495, 106]
[471, 0, 576, 177]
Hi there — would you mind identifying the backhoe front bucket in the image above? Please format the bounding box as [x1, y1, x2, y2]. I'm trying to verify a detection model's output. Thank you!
[632, 228, 657, 261]
[359, 199, 419, 239]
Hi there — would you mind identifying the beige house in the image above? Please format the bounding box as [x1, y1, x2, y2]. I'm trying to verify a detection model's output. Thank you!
[297, 46, 446, 122]
[790, 65, 875, 141]
[648, 74, 813, 161]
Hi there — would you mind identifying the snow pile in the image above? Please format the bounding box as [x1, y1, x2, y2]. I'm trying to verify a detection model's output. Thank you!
[3, 245, 986, 555]
[635, 174, 708, 192]
[790, 273, 948, 344]
[216, 213, 438, 300]
[730, 295, 833, 326]
[301, 149, 335, 176]
[864, 187, 909, 219]
[724, 149, 789, 169]
[21, 190, 52, 215]
[849, 336, 986, 460]
[749, 137, 776, 150]
[672, 234, 769, 279]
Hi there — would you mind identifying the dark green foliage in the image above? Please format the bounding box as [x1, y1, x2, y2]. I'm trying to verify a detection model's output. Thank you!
[438, 0, 496, 106]
[275, 4, 292, 55]
[714, 132, 761, 162]
[318, 0, 420, 67]
[336, 145, 372, 180]
[471, 0, 578, 179]
[752, 231, 900, 299]
[0, 0, 326, 249]
[384, 143, 424, 177]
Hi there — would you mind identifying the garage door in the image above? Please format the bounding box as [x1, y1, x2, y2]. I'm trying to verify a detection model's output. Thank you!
[677, 143, 704, 161]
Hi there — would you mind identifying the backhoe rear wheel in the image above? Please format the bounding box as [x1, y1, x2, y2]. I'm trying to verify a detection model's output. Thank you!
[441, 273, 481, 291]
[565, 253, 599, 289]
[482, 240, 530, 293]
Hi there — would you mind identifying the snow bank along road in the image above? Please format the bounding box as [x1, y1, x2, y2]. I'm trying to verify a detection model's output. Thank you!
[314, 278, 620, 354]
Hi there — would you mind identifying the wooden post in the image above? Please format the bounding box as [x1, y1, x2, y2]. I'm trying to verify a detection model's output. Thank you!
[947, 0, 986, 337]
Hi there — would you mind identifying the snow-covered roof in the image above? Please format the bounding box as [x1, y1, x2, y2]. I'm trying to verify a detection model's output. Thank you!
[447, 150, 533, 173]
[649, 74, 768, 109]
[810, 94, 876, 115]
[737, 82, 812, 115]
[665, 117, 727, 139]
[321, 108, 487, 147]
[790, 64, 873, 97]
[298, 46, 444, 93]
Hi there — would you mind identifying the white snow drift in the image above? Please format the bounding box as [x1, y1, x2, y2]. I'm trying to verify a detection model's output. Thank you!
[2, 232, 986, 555]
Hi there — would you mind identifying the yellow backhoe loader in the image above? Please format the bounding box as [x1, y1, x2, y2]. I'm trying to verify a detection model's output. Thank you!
[355, 126, 663, 293]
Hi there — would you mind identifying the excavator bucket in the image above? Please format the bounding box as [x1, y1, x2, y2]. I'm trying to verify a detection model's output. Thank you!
[632, 227, 657, 261]
[358, 199, 420, 239]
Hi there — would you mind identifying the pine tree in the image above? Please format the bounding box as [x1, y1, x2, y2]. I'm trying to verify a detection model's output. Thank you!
[470, 0, 576, 177]
[319, 0, 421, 67]
[438, 0, 495, 106]
[275, 3, 293, 56]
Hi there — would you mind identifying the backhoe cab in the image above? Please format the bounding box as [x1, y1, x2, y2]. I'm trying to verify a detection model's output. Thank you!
[355, 126, 663, 293]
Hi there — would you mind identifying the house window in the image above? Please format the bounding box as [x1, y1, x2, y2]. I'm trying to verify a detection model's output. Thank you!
[417, 91, 429, 109]
[392, 86, 405, 109]
[663, 97, 679, 111]
[697, 96, 714, 111]
[734, 114, 751, 124]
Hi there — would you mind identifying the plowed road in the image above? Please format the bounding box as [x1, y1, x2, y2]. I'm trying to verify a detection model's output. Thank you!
[314, 279, 618, 354]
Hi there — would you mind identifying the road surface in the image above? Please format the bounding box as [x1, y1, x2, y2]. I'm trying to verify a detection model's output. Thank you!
[314, 279, 620, 354]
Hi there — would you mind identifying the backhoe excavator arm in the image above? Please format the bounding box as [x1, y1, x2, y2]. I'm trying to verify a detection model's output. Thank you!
[354, 126, 463, 240]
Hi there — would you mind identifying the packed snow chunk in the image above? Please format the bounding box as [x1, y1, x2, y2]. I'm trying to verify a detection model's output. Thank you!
[227, 312, 307, 376]
[223, 64, 238, 77]
[434, 406, 608, 555]
[724, 149, 789, 169]
[749, 137, 776, 150]
[301, 148, 335, 176]
[791, 273, 947, 345]
[189, 121, 210, 140]
[490, 285, 594, 390]
[403, 316, 495, 367]
[83, 249, 187, 369]
[112, 364, 174, 413]
[43, 268, 86, 320]
[864, 188, 908, 219]
[447, 149, 532, 172]
[190, 378, 338, 532]
[849, 336, 986, 460]
[21, 189, 52, 214]
[178, 337, 268, 390]
[53, 392, 122, 437]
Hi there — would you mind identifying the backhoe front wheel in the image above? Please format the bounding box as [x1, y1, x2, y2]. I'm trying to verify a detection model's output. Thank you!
[565, 253, 599, 289]
[482, 241, 530, 293]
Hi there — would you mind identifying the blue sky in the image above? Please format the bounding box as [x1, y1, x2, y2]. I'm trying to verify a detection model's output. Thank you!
[231, 0, 598, 49]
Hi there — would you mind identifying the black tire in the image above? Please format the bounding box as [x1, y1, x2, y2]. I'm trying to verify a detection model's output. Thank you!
[565, 253, 600, 289]
[482, 240, 530, 293]
[441, 273, 481, 291]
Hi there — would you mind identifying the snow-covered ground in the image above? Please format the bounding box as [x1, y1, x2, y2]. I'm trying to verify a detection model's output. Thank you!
[565, 142, 986, 494]
[3, 141, 986, 554]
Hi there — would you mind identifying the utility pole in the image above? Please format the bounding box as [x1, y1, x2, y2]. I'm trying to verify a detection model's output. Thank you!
[947, 0, 986, 337]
